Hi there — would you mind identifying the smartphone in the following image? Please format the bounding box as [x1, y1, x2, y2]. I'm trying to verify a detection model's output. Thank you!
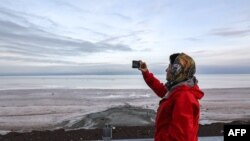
[132, 60, 140, 68]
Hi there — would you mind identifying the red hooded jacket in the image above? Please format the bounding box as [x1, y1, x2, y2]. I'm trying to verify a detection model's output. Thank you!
[143, 70, 204, 141]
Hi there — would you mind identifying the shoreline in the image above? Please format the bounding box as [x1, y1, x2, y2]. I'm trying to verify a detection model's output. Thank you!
[0, 87, 250, 139]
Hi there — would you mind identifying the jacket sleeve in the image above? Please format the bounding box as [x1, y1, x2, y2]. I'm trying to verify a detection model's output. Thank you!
[142, 70, 168, 98]
[167, 91, 195, 141]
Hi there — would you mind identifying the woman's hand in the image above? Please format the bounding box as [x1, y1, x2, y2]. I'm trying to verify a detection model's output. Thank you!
[138, 60, 148, 72]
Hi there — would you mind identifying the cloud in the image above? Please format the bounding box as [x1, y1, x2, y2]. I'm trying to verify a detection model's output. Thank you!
[190, 47, 250, 66]
[111, 12, 132, 21]
[1, 61, 250, 75]
[54, 0, 88, 13]
[210, 27, 250, 37]
[197, 65, 250, 74]
[0, 20, 132, 53]
[98, 30, 146, 43]
[0, 56, 77, 65]
[183, 37, 201, 42]
[0, 7, 133, 65]
[0, 6, 58, 29]
[78, 26, 109, 38]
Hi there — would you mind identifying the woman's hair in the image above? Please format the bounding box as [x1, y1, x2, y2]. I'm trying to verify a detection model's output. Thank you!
[170, 53, 180, 64]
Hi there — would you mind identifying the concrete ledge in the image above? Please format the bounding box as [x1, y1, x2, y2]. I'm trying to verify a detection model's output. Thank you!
[101, 136, 223, 141]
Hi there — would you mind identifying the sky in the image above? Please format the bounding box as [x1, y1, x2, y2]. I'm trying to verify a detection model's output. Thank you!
[0, 0, 250, 75]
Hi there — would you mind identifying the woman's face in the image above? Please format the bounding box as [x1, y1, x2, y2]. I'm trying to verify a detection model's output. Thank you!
[166, 64, 172, 81]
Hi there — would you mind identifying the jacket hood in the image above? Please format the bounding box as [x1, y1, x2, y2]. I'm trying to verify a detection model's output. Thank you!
[190, 84, 204, 100]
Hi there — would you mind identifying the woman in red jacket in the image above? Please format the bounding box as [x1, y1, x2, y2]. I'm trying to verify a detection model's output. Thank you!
[139, 53, 204, 141]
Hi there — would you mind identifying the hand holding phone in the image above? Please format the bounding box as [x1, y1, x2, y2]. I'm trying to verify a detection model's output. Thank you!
[132, 60, 148, 72]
